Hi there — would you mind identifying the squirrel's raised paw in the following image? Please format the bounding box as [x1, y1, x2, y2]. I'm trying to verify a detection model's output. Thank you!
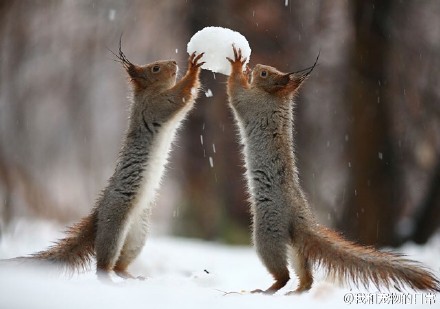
[227, 44, 247, 66]
[189, 52, 205, 69]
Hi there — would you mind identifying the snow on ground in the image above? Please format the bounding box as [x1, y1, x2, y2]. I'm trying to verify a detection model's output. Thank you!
[0, 219, 439, 309]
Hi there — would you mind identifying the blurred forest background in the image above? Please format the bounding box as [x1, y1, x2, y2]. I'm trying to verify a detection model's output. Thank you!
[0, 0, 439, 247]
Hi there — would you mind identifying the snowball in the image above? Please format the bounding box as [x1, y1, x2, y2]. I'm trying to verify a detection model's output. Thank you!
[187, 26, 251, 76]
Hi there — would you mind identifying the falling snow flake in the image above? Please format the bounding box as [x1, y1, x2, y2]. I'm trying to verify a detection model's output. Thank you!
[108, 9, 116, 21]
[205, 89, 213, 97]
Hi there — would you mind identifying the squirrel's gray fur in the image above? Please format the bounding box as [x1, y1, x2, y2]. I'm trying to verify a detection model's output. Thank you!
[6, 48, 205, 281]
[226, 46, 439, 294]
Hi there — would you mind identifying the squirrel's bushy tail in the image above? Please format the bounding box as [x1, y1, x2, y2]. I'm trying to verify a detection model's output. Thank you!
[298, 224, 440, 292]
[25, 211, 97, 273]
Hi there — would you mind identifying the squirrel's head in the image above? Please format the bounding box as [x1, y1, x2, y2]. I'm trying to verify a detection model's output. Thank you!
[126, 60, 178, 92]
[112, 40, 177, 92]
[251, 54, 319, 97]
[251, 65, 308, 97]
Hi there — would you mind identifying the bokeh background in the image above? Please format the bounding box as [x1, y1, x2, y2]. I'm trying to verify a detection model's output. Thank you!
[0, 0, 439, 247]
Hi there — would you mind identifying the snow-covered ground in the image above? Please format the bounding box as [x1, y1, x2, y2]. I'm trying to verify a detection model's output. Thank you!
[0, 219, 439, 308]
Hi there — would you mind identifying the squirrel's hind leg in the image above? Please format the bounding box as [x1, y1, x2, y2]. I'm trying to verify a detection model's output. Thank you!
[113, 265, 145, 281]
[95, 200, 134, 279]
[251, 274, 290, 294]
[252, 235, 290, 294]
[287, 246, 313, 294]
[113, 242, 146, 280]
[113, 208, 150, 280]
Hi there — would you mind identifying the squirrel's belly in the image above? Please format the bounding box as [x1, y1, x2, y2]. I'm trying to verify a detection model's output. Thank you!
[134, 125, 176, 213]
[132, 107, 191, 213]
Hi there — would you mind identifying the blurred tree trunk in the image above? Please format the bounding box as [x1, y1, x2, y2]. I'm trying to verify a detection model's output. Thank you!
[411, 161, 440, 244]
[0, 152, 13, 230]
[174, 0, 250, 243]
[341, 0, 401, 246]
[384, 0, 440, 245]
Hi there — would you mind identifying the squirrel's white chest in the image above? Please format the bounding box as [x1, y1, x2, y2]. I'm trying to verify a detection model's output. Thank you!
[133, 106, 191, 213]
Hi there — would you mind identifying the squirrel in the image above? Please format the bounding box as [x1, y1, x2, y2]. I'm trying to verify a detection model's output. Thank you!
[5, 43, 205, 281]
[226, 45, 440, 294]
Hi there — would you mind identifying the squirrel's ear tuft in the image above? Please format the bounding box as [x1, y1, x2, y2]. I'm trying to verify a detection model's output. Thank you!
[108, 36, 148, 88]
[124, 64, 145, 80]
[116, 49, 142, 79]
[117, 56, 148, 89]
[127, 67, 149, 90]
[286, 52, 319, 92]
[290, 72, 309, 84]
[283, 73, 308, 93]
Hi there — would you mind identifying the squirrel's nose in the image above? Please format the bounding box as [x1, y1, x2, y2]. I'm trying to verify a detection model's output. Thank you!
[172, 61, 177, 65]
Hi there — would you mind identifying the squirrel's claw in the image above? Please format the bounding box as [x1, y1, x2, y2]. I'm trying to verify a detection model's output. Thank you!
[232, 44, 242, 62]
[189, 52, 205, 69]
[229, 44, 246, 66]
[194, 52, 205, 63]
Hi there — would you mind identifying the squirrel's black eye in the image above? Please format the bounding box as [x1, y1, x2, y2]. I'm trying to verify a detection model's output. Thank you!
[152, 65, 160, 73]
[260, 70, 268, 78]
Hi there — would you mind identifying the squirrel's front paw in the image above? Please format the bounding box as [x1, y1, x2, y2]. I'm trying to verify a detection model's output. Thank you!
[189, 52, 205, 70]
[226, 44, 247, 67]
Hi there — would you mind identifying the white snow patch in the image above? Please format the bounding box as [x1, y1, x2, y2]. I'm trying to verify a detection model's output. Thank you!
[0, 220, 439, 308]
[187, 27, 251, 76]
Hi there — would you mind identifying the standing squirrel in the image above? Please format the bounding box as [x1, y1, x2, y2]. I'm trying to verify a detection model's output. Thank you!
[7, 44, 204, 281]
[226, 46, 439, 294]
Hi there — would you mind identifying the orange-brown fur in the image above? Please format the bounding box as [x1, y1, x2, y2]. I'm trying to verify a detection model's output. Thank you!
[31, 211, 97, 273]
[299, 225, 440, 291]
